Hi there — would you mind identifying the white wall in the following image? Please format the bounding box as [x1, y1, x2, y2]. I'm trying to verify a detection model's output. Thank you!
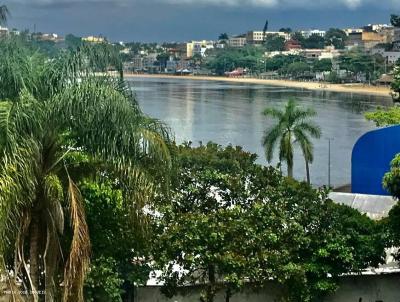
[136, 274, 400, 302]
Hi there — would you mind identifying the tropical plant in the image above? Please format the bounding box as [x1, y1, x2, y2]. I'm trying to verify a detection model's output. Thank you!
[262, 99, 321, 183]
[0, 37, 171, 302]
[0, 4, 8, 25]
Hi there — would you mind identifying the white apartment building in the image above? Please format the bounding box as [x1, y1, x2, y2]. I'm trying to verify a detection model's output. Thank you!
[300, 29, 326, 38]
[228, 36, 247, 48]
[344, 28, 364, 35]
[186, 40, 214, 58]
[368, 24, 392, 32]
[246, 31, 290, 45]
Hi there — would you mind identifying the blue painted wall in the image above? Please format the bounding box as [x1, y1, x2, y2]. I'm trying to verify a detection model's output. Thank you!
[352, 125, 400, 195]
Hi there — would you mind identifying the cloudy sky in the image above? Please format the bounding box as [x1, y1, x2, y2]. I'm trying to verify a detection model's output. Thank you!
[4, 0, 400, 42]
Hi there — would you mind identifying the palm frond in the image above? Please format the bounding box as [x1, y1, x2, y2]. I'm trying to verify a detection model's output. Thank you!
[63, 176, 90, 302]
[293, 129, 314, 162]
[263, 107, 284, 120]
[263, 124, 283, 163]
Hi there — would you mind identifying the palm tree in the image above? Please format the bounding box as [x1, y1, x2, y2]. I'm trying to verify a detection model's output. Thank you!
[262, 98, 321, 183]
[0, 38, 171, 302]
[0, 4, 9, 25]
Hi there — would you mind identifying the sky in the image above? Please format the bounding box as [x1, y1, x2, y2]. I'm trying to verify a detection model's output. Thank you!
[4, 0, 400, 42]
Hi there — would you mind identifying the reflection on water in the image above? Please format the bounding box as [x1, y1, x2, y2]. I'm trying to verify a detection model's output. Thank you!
[128, 77, 393, 187]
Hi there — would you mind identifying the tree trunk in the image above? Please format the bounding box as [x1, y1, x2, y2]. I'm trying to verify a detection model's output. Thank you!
[29, 214, 40, 302]
[205, 265, 216, 302]
[287, 162, 293, 179]
[45, 227, 58, 302]
[305, 160, 310, 185]
[225, 287, 232, 302]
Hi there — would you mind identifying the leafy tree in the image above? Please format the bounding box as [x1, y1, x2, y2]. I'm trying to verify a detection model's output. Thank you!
[303, 33, 325, 49]
[81, 181, 152, 302]
[0, 3, 8, 25]
[325, 28, 347, 49]
[206, 46, 264, 75]
[286, 61, 310, 77]
[0, 37, 171, 301]
[262, 99, 321, 182]
[392, 65, 400, 103]
[279, 27, 292, 33]
[219, 33, 229, 40]
[264, 54, 305, 73]
[339, 50, 384, 82]
[153, 143, 385, 302]
[157, 52, 170, 69]
[264, 34, 285, 51]
[391, 14, 400, 27]
[313, 58, 332, 72]
[292, 32, 306, 46]
[383, 154, 400, 199]
[365, 106, 400, 126]
[152, 143, 259, 302]
[65, 33, 83, 50]
[85, 257, 124, 302]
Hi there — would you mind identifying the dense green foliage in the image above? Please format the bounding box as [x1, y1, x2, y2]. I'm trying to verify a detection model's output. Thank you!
[339, 50, 385, 82]
[206, 46, 264, 75]
[81, 182, 151, 302]
[383, 154, 400, 199]
[153, 143, 385, 302]
[264, 54, 305, 73]
[218, 33, 229, 40]
[313, 59, 333, 72]
[264, 34, 285, 51]
[365, 106, 400, 126]
[325, 28, 347, 49]
[392, 65, 400, 103]
[364, 64, 400, 125]
[391, 14, 400, 27]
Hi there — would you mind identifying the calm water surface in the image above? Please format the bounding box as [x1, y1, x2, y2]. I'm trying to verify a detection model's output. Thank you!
[128, 77, 393, 187]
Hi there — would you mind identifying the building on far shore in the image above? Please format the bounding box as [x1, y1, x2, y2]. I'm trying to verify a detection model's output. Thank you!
[300, 29, 326, 38]
[0, 26, 8, 37]
[186, 40, 214, 58]
[394, 27, 400, 51]
[246, 31, 290, 45]
[284, 39, 302, 51]
[82, 36, 106, 43]
[370, 48, 400, 64]
[227, 35, 247, 48]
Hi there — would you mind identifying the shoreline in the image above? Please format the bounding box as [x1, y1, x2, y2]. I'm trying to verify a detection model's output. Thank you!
[124, 73, 392, 97]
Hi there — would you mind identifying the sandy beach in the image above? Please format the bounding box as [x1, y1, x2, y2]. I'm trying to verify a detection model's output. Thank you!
[124, 73, 392, 97]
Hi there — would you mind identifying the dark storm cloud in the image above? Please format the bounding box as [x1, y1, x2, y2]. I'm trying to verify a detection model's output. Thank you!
[4, 0, 400, 41]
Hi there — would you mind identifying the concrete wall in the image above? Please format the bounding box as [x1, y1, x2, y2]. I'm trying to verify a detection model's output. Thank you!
[136, 274, 400, 302]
